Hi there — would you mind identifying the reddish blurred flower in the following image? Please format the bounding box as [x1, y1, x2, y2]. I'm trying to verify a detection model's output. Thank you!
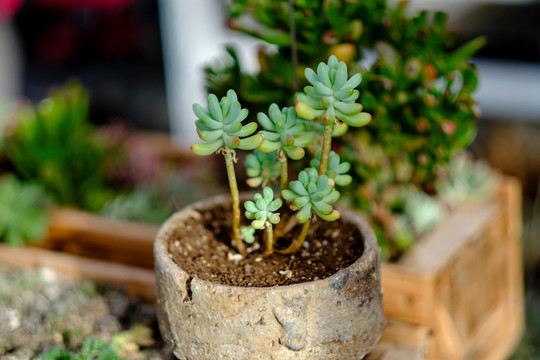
[0, 0, 23, 21]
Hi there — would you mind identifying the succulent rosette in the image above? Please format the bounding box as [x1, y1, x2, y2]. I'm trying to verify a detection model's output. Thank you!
[191, 89, 264, 155]
[244, 187, 282, 229]
[282, 168, 340, 224]
[257, 104, 312, 160]
[295, 55, 371, 130]
[311, 151, 352, 186]
[245, 150, 281, 188]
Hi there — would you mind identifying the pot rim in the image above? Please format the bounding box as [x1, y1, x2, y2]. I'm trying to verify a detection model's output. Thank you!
[154, 193, 380, 292]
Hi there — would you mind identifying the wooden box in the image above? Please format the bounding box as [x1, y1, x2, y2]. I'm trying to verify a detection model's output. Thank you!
[380, 176, 524, 359]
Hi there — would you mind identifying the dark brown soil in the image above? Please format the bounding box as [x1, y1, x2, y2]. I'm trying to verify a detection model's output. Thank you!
[167, 202, 364, 287]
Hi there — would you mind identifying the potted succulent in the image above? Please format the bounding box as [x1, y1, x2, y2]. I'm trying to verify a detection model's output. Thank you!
[154, 56, 385, 359]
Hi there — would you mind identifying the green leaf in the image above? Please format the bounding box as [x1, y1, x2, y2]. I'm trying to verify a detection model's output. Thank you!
[191, 141, 222, 156]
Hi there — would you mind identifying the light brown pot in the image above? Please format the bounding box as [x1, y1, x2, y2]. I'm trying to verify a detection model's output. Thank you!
[154, 195, 385, 360]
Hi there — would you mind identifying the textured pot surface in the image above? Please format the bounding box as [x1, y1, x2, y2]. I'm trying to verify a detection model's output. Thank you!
[154, 195, 385, 360]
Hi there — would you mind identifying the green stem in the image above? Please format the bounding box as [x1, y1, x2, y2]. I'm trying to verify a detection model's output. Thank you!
[278, 221, 310, 254]
[280, 155, 288, 191]
[224, 150, 247, 257]
[318, 123, 335, 175]
[263, 223, 274, 256]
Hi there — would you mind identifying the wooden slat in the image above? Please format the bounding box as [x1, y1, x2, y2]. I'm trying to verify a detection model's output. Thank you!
[381, 262, 436, 326]
[41, 208, 158, 268]
[398, 201, 500, 274]
[0, 243, 156, 301]
[381, 320, 431, 350]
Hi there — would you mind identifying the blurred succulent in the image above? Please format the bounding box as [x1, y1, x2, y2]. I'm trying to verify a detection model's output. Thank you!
[5, 79, 117, 212]
[244, 187, 282, 255]
[435, 153, 494, 207]
[404, 192, 446, 235]
[241, 226, 256, 244]
[296, 55, 371, 129]
[37, 338, 123, 360]
[244, 187, 282, 229]
[258, 104, 312, 159]
[0, 175, 50, 246]
[245, 149, 281, 188]
[311, 150, 352, 186]
[191, 89, 263, 155]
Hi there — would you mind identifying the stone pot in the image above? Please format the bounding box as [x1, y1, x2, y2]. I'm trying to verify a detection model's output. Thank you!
[154, 194, 385, 360]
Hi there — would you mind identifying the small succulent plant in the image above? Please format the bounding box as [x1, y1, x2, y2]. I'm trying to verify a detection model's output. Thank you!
[192, 89, 264, 255]
[311, 151, 352, 187]
[192, 56, 369, 256]
[191, 90, 263, 155]
[296, 55, 371, 129]
[244, 187, 282, 255]
[281, 168, 340, 253]
[245, 150, 281, 188]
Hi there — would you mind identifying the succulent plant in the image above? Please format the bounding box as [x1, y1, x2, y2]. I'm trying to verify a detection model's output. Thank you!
[244, 187, 282, 229]
[296, 55, 371, 129]
[244, 187, 282, 255]
[280, 167, 340, 254]
[258, 104, 311, 159]
[257, 103, 313, 189]
[192, 89, 264, 156]
[283, 167, 340, 223]
[194, 57, 365, 256]
[245, 149, 281, 188]
[311, 150, 352, 187]
[191, 89, 265, 256]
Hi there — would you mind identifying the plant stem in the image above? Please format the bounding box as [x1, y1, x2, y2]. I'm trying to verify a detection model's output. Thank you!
[280, 155, 288, 191]
[278, 220, 310, 254]
[318, 123, 335, 175]
[263, 223, 274, 256]
[224, 150, 247, 257]
[288, 0, 298, 92]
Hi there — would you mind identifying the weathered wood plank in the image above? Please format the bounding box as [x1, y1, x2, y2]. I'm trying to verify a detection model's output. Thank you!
[0, 243, 156, 301]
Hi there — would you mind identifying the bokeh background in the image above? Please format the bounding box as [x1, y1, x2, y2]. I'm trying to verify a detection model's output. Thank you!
[0, 0, 539, 357]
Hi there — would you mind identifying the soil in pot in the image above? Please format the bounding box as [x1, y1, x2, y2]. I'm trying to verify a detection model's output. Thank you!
[167, 202, 364, 287]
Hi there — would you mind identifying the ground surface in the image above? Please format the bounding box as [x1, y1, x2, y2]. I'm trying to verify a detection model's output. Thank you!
[0, 265, 174, 360]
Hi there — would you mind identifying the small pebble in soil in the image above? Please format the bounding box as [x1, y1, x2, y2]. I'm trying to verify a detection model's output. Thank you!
[227, 253, 243, 263]
[278, 269, 293, 279]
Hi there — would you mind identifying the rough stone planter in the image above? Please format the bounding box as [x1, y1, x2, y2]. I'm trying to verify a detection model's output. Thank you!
[154, 194, 385, 360]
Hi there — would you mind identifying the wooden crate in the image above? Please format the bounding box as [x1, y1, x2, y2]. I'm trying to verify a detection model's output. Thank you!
[0, 176, 523, 359]
[381, 176, 524, 359]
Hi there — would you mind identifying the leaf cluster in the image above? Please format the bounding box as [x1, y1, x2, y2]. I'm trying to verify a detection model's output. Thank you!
[0, 175, 50, 246]
[244, 187, 282, 229]
[192, 90, 264, 155]
[4, 79, 116, 212]
[283, 168, 340, 224]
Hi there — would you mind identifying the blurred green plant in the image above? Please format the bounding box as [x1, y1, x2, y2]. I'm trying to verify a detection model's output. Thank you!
[5, 80, 116, 212]
[37, 338, 123, 360]
[36, 324, 155, 360]
[0, 175, 50, 246]
[206, 0, 486, 259]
